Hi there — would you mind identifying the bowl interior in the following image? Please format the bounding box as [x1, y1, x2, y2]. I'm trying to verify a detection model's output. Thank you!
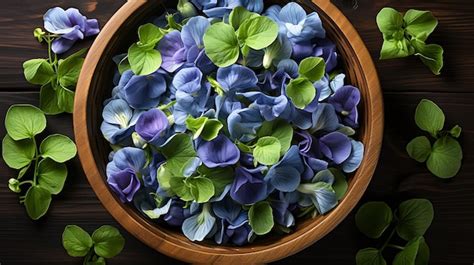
[80, 0, 379, 262]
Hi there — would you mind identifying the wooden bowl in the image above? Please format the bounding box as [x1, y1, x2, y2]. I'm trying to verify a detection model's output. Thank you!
[74, 0, 383, 263]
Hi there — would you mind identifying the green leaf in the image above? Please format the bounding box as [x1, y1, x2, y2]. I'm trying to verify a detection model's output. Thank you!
[85, 257, 106, 265]
[298, 57, 326, 82]
[128, 43, 162, 76]
[356, 248, 387, 265]
[178, 0, 198, 18]
[406, 136, 431, 163]
[2, 135, 35, 169]
[380, 39, 415, 59]
[393, 237, 425, 265]
[253, 136, 281, 166]
[58, 55, 85, 87]
[229, 6, 259, 30]
[198, 166, 233, 196]
[169, 176, 194, 201]
[412, 41, 444, 75]
[426, 136, 462, 178]
[185, 116, 223, 141]
[449, 125, 462, 138]
[37, 158, 67, 195]
[62, 225, 93, 257]
[376, 7, 404, 36]
[156, 164, 174, 195]
[404, 9, 438, 42]
[415, 99, 445, 136]
[188, 177, 215, 203]
[329, 168, 348, 200]
[23, 59, 55, 85]
[249, 201, 274, 235]
[286, 78, 316, 109]
[416, 238, 430, 265]
[92, 225, 125, 258]
[118, 56, 131, 74]
[137, 23, 163, 47]
[257, 120, 293, 156]
[40, 84, 62, 115]
[355, 201, 393, 239]
[24, 185, 52, 220]
[237, 16, 279, 50]
[56, 86, 75, 113]
[203, 22, 240, 67]
[160, 133, 197, 176]
[5, 104, 46, 140]
[40, 134, 77, 163]
[396, 199, 434, 241]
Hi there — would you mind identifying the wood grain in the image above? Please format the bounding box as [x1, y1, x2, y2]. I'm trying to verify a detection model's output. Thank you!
[0, 0, 473, 264]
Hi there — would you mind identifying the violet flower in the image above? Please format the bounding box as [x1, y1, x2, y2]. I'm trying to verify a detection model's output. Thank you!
[44, 7, 100, 54]
[135, 109, 169, 145]
[319, 132, 352, 164]
[328, 85, 361, 128]
[264, 146, 304, 192]
[294, 131, 328, 181]
[101, 98, 141, 145]
[158, 31, 187, 73]
[118, 70, 168, 110]
[197, 134, 240, 168]
[230, 166, 269, 205]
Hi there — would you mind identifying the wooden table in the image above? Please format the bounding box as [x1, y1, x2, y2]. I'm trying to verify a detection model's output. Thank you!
[0, 0, 472, 264]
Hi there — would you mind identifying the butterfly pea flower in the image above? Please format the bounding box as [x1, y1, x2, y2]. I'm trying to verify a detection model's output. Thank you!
[342, 140, 364, 173]
[172, 66, 203, 94]
[314, 39, 338, 73]
[230, 166, 270, 205]
[227, 107, 264, 142]
[310, 103, 339, 133]
[270, 196, 295, 228]
[328, 85, 361, 128]
[141, 152, 166, 190]
[43, 7, 100, 54]
[265, 2, 325, 44]
[164, 199, 193, 226]
[294, 131, 328, 181]
[217, 64, 258, 94]
[181, 16, 216, 74]
[264, 145, 304, 192]
[158, 30, 187, 73]
[215, 94, 244, 120]
[118, 70, 168, 109]
[197, 134, 240, 168]
[317, 73, 346, 102]
[297, 169, 338, 214]
[258, 59, 298, 92]
[182, 204, 216, 241]
[101, 99, 141, 145]
[106, 147, 146, 202]
[238, 92, 288, 121]
[213, 196, 252, 244]
[319, 132, 352, 164]
[135, 109, 169, 146]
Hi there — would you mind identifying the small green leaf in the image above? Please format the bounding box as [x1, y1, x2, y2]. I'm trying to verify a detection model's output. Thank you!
[178, 0, 198, 18]
[160, 133, 197, 176]
[406, 136, 431, 163]
[157, 164, 174, 194]
[253, 136, 281, 166]
[169, 176, 194, 201]
[415, 99, 445, 136]
[23, 59, 55, 85]
[198, 166, 233, 196]
[85, 257, 106, 265]
[257, 120, 293, 156]
[62, 225, 93, 257]
[37, 158, 67, 195]
[2, 135, 35, 170]
[203, 22, 240, 67]
[249, 201, 274, 235]
[5, 104, 46, 140]
[286, 78, 316, 109]
[56, 86, 75, 113]
[128, 43, 162, 76]
[329, 168, 348, 200]
[416, 238, 430, 265]
[376, 7, 404, 36]
[449, 125, 462, 138]
[137, 23, 163, 47]
[24, 185, 52, 220]
[185, 116, 223, 141]
[380, 39, 415, 59]
[58, 55, 85, 87]
[237, 16, 279, 50]
[229, 6, 259, 30]
[355, 201, 393, 239]
[404, 9, 438, 42]
[356, 248, 387, 265]
[393, 237, 424, 265]
[40, 134, 77, 163]
[118, 56, 131, 74]
[426, 136, 462, 178]
[40, 84, 62, 115]
[396, 199, 434, 241]
[92, 225, 125, 258]
[188, 177, 215, 203]
[413, 41, 444, 75]
[298, 57, 326, 82]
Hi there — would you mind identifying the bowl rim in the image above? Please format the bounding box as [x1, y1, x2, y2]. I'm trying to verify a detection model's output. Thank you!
[74, 0, 383, 263]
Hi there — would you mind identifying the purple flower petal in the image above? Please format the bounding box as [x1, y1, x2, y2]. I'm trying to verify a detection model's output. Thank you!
[135, 109, 169, 143]
[197, 134, 240, 168]
[230, 166, 269, 205]
[319, 132, 352, 164]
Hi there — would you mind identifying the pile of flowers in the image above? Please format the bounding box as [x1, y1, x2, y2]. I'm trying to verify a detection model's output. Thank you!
[101, 0, 364, 245]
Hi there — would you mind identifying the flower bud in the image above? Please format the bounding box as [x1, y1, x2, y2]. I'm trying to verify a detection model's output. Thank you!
[34, 28, 46, 43]
[8, 178, 21, 193]
[178, 0, 197, 18]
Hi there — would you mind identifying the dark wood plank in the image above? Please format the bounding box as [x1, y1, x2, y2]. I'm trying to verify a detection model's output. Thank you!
[0, 0, 474, 264]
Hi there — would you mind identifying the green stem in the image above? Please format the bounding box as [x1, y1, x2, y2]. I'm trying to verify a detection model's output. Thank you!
[19, 180, 34, 186]
[32, 137, 40, 186]
[380, 228, 396, 252]
[387, 244, 405, 251]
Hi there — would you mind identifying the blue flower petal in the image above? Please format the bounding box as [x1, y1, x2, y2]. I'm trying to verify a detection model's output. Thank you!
[172, 67, 203, 94]
[342, 140, 364, 173]
[227, 108, 263, 142]
[182, 205, 216, 241]
[265, 146, 304, 192]
[181, 16, 210, 49]
[217, 65, 258, 93]
[310, 103, 339, 133]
